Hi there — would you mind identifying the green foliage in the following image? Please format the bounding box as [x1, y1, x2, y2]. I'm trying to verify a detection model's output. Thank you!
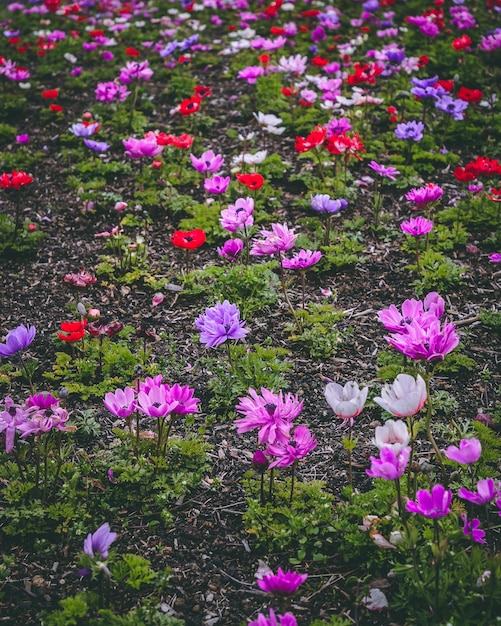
[0, 216, 46, 256]
[479, 309, 501, 334]
[376, 349, 406, 381]
[111, 554, 157, 590]
[177, 201, 226, 243]
[309, 618, 351, 626]
[286, 304, 346, 359]
[0, 123, 17, 143]
[243, 479, 335, 563]
[320, 236, 365, 272]
[255, 73, 288, 113]
[411, 250, 467, 295]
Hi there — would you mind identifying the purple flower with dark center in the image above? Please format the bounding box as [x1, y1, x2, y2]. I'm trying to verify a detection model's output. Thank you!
[204, 175, 231, 194]
[368, 161, 400, 181]
[395, 120, 424, 141]
[444, 438, 482, 464]
[0, 396, 33, 453]
[83, 522, 117, 559]
[405, 183, 443, 206]
[220, 197, 254, 233]
[385, 318, 459, 361]
[406, 484, 452, 518]
[400, 216, 433, 237]
[458, 478, 499, 505]
[195, 300, 249, 348]
[282, 249, 322, 270]
[310, 194, 348, 214]
[103, 387, 137, 418]
[435, 95, 469, 121]
[190, 150, 224, 174]
[461, 514, 486, 544]
[83, 139, 110, 153]
[137, 382, 180, 418]
[257, 568, 307, 595]
[250, 223, 297, 256]
[0, 324, 36, 358]
[217, 238, 244, 262]
[266, 425, 317, 468]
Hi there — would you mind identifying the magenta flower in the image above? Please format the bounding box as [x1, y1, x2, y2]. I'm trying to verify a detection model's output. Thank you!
[190, 150, 224, 173]
[324, 380, 368, 424]
[164, 383, 199, 415]
[0, 324, 36, 358]
[103, 387, 137, 418]
[119, 60, 153, 83]
[267, 425, 317, 468]
[368, 161, 400, 181]
[217, 238, 244, 262]
[123, 136, 163, 160]
[237, 66, 265, 84]
[378, 293, 445, 333]
[400, 216, 433, 237]
[444, 438, 482, 464]
[406, 484, 452, 518]
[248, 608, 297, 626]
[235, 387, 303, 445]
[204, 175, 231, 194]
[405, 183, 443, 207]
[458, 478, 499, 506]
[26, 392, 60, 410]
[257, 567, 307, 595]
[195, 300, 249, 348]
[282, 249, 322, 270]
[489, 252, 501, 263]
[373, 374, 427, 417]
[137, 383, 180, 418]
[95, 81, 130, 103]
[220, 197, 254, 233]
[83, 522, 117, 559]
[385, 318, 459, 361]
[461, 514, 486, 544]
[366, 445, 411, 480]
[250, 223, 297, 256]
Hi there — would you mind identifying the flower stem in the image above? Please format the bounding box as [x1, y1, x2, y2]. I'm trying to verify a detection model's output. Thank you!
[424, 372, 446, 484]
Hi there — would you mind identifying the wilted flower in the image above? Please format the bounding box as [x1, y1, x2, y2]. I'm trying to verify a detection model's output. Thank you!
[0, 324, 36, 358]
[195, 300, 249, 348]
[374, 374, 427, 417]
[63, 270, 96, 289]
[325, 381, 368, 424]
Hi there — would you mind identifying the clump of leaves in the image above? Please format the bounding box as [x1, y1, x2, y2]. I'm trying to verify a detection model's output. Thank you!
[0, 216, 46, 257]
[285, 303, 346, 359]
[411, 250, 467, 295]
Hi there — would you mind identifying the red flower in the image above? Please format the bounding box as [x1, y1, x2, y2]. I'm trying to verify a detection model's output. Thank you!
[435, 79, 454, 92]
[487, 188, 501, 202]
[418, 55, 430, 67]
[193, 85, 212, 99]
[311, 56, 329, 67]
[258, 54, 270, 65]
[49, 104, 64, 112]
[452, 35, 471, 51]
[295, 126, 326, 153]
[179, 96, 201, 116]
[171, 229, 206, 250]
[125, 47, 141, 57]
[457, 87, 483, 104]
[346, 62, 384, 86]
[0, 170, 33, 189]
[41, 89, 59, 99]
[236, 173, 265, 190]
[57, 319, 87, 342]
[453, 166, 476, 183]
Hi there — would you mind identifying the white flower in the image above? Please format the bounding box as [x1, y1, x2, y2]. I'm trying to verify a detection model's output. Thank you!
[325, 381, 368, 421]
[373, 374, 427, 417]
[372, 419, 410, 454]
[362, 588, 389, 611]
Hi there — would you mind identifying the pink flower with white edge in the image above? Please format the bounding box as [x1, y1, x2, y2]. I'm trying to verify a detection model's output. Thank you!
[372, 419, 410, 454]
[373, 374, 427, 417]
[443, 438, 482, 464]
[324, 380, 368, 424]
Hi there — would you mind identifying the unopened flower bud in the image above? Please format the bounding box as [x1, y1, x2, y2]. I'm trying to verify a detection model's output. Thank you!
[77, 302, 87, 316]
[252, 450, 269, 473]
[58, 386, 70, 399]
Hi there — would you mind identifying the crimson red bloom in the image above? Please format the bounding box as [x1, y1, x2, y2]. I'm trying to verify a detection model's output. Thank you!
[57, 319, 87, 342]
[193, 85, 212, 99]
[436, 79, 454, 92]
[236, 173, 265, 190]
[171, 229, 206, 250]
[453, 166, 476, 183]
[452, 35, 471, 51]
[178, 96, 201, 116]
[0, 170, 34, 189]
[49, 104, 64, 112]
[311, 56, 329, 67]
[41, 89, 59, 99]
[295, 126, 326, 152]
[346, 62, 384, 86]
[457, 87, 483, 104]
[125, 47, 141, 57]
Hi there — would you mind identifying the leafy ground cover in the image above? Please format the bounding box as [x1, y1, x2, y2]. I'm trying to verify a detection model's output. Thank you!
[0, 0, 500, 624]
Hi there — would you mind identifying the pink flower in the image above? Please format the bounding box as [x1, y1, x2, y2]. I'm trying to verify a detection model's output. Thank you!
[257, 568, 307, 595]
[405, 183, 443, 207]
[324, 380, 368, 424]
[217, 238, 244, 261]
[489, 252, 501, 263]
[406, 484, 452, 518]
[123, 136, 163, 159]
[250, 223, 297, 256]
[266, 425, 317, 468]
[103, 387, 137, 418]
[248, 608, 297, 626]
[368, 160, 400, 181]
[137, 382, 180, 418]
[119, 60, 153, 83]
[385, 318, 459, 361]
[373, 374, 427, 417]
[282, 249, 322, 270]
[458, 478, 499, 506]
[443, 438, 482, 464]
[366, 445, 411, 480]
[163, 383, 199, 415]
[400, 216, 433, 237]
[204, 175, 231, 194]
[190, 150, 224, 173]
[237, 66, 265, 83]
[461, 514, 486, 544]
[220, 197, 254, 233]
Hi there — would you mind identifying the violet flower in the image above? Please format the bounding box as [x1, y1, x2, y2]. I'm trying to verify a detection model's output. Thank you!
[461, 514, 486, 544]
[217, 238, 244, 262]
[123, 136, 163, 159]
[443, 438, 482, 464]
[163, 383, 199, 415]
[366, 445, 411, 480]
[282, 249, 322, 270]
[394, 120, 424, 141]
[310, 194, 347, 214]
[400, 216, 433, 237]
[368, 161, 400, 181]
[190, 150, 224, 174]
[83, 139, 110, 153]
[406, 484, 452, 518]
[0, 324, 36, 358]
[95, 81, 130, 103]
[69, 122, 99, 137]
[266, 425, 317, 468]
[220, 197, 254, 233]
[204, 175, 231, 194]
[458, 478, 499, 506]
[250, 223, 297, 256]
[83, 522, 117, 559]
[257, 567, 307, 595]
[195, 300, 249, 348]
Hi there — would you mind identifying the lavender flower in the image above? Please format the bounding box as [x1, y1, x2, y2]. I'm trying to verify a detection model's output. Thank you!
[368, 161, 400, 181]
[195, 300, 249, 348]
[435, 95, 469, 121]
[69, 122, 99, 137]
[119, 60, 153, 83]
[220, 197, 254, 233]
[83, 522, 117, 559]
[204, 175, 231, 194]
[310, 194, 348, 214]
[443, 438, 482, 464]
[394, 120, 424, 141]
[0, 324, 36, 358]
[83, 139, 110, 153]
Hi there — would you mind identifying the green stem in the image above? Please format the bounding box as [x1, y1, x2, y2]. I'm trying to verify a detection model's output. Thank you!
[424, 371, 446, 484]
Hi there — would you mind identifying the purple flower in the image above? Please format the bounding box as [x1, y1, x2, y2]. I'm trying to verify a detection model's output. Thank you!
[489, 252, 501, 263]
[435, 95, 469, 121]
[235, 387, 303, 445]
[366, 445, 411, 480]
[190, 150, 224, 174]
[83, 139, 110, 153]
[195, 300, 249, 348]
[0, 324, 36, 358]
[368, 161, 400, 181]
[400, 216, 433, 237]
[26, 393, 60, 410]
[394, 120, 424, 141]
[406, 484, 452, 518]
[257, 568, 307, 595]
[406, 183, 444, 207]
[204, 175, 231, 194]
[444, 438, 482, 464]
[217, 238, 244, 262]
[69, 122, 99, 137]
[83, 522, 117, 559]
[250, 223, 297, 256]
[119, 60, 153, 83]
[103, 387, 137, 418]
[137, 382, 180, 418]
[248, 608, 297, 626]
[378, 293, 444, 333]
[16, 134, 29, 144]
[163, 383, 199, 415]
[458, 478, 499, 506]
[282, 249, 322, 270]
[0, 397, 33, 453]
[310, 194, 348, 214]
[220, 197, 254, 233]
[267, 425, 317, 468]
[95, 81, 130, 104]
[461, 514, 486, 544]
[385, 317, 459, 362]
[123, 136, 163, 160]
[237, 66, 265, 84]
